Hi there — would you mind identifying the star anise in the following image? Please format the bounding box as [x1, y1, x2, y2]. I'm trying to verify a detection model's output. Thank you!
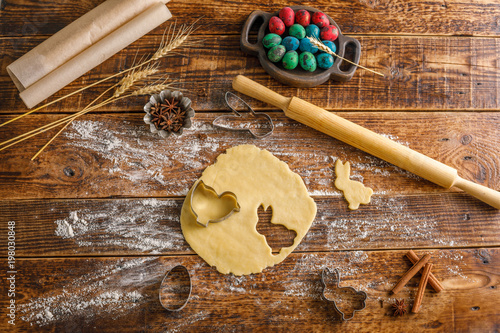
[149, 97, 186, 133]
[150, 104, 163, 128]
[392, 299, 407, 316]
[160, 97, 180, 113]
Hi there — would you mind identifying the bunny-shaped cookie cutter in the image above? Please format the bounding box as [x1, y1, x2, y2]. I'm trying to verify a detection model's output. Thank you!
[321, 268, 367, 321]
[213, 92, 274, 139]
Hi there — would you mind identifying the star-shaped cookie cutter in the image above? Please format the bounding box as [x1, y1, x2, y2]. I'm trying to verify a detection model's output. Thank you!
[190, 180, 241, 227]
[320, 267, 368, 321]
[213, 92, 274, 139]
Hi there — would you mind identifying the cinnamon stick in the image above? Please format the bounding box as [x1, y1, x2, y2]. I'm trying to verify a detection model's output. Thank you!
[406, 250, 444, 292]
[412, 263, 433, 313]
[391, 254, 431, 294]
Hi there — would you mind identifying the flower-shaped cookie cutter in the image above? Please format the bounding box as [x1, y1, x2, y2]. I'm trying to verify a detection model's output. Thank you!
[321, 267, 367, 321]
[213, 92, 274, 139]
[159, 265, 192, 312]
[190, 180, 241, 227]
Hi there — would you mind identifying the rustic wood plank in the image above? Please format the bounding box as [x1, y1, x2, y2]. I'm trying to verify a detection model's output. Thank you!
[1, 0, 500, 37]
[0, 195, 498, 257]
[2, 35, 500, 113]
[0, 113, 498, 200]
[0, 249, 497, 331]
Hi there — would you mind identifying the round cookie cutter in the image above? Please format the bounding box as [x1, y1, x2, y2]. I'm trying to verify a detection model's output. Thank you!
[240, 5, 361, 87]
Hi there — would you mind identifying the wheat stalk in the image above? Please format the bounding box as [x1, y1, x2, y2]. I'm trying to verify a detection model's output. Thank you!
[113, 65, 159, 98]
[30, 70, 168, 160]
[2, 18, 199, 157]
[20, 80, 179, 158]
[306, 37, 385, 77]
[151, 19, 200, 61]
[0, 20, 200, 129]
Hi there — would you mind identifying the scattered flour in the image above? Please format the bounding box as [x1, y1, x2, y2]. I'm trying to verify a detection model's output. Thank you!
[66, 120, 221, 196]
[306, 196, 463, 250]
[64, 120, 426, 198]
[19, 257, 160, 327]
[53, 198, 187, 253]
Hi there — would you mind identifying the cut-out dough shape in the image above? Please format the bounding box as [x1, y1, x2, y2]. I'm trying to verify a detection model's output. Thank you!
[255, 205, 297, 253]
[334, 159, 373, 210]
[180, 145, 317, 276]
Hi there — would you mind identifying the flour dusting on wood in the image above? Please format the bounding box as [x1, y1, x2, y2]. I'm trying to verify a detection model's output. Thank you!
[53, 198, 187, 253]
[18, 257, 161, 326]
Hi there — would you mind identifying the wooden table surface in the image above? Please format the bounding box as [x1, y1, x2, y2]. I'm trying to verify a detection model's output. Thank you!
[1, 0, 499, 332]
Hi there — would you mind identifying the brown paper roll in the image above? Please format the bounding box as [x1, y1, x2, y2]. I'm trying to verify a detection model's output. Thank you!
[7, 0, 171, 108]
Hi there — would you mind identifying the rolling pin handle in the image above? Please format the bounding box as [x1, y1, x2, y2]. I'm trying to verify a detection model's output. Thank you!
[232, 75, 291, 111]
[453, 177, 500, 209]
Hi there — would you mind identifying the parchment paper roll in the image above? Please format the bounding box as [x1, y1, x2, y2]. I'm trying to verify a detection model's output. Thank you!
[7, 0, 171, 108]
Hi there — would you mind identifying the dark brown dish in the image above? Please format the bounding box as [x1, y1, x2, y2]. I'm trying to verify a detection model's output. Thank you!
[240, 6, 361, 88]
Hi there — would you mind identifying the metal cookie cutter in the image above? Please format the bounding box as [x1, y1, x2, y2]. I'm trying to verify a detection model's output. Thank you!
[321, 268, 367, 321]
[190, 180, 240, 227]
[159, 265, 192, 312]
[213, 92, 274, 138]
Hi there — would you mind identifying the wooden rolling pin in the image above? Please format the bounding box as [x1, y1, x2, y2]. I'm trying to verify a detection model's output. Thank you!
[232, 75, 500, 209]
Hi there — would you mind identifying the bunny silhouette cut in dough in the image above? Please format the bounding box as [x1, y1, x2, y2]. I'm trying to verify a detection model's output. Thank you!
[334, 159, 373, 210]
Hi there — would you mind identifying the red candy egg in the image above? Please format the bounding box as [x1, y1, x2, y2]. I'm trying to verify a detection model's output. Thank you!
[269, 16, 285, 35]
[279, 7, 295, 27]
[312, 12, 329, 28]
[295, 9, 311, 27]
[320, 25, 339, 41]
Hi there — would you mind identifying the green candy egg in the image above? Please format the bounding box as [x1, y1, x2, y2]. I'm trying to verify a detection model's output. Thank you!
[289, 24, 306, 40]
[262, 33, 282, 49]
[282, 51, 299, 70]
[299, 52, 317, 72]
[267, 45, 286, 62]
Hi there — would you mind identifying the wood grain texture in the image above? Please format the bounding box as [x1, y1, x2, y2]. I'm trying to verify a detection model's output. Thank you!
[1, 0, 500, 331]
[2, 0, 500, 37]
[2, 35, 500, 112]
[0, 113, 498, 200]
[0, 249, 498, 332]
[0, 195, 499, 257]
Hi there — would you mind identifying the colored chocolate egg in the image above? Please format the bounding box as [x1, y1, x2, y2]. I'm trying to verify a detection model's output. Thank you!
[282, 50, 299, 70]
[320, 25, 339, 41]
[299, 51, 317, 72]
[279, 7, 295, 27]
[289, 24, 306, 39]
[316, 53, 334, 69]
[321, 40, 337, 54]
[282, 36, 300, 51]
[305, 24, 320, 40]
[269, 16, 286, 35]
[295, 9, 311, 27]
[262, 33, 282, 49]
[267, 45, 286, 62]
[312, 12, 330, 28]
[299, 38, 318, 54]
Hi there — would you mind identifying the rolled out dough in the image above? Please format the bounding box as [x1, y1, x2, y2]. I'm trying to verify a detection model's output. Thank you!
[180, 145, 317, 276]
